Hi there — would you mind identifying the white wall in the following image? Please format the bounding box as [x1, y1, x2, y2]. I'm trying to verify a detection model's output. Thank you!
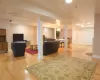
[59, 29, 72, 39]
[11, 24, 37, 45]
[72, 27, 94, 45]
[43, 27, 54, 38]
[0, 21, 37, 50]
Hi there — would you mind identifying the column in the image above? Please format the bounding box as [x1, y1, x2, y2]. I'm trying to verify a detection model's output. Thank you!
[64, 25, 67, 52]
[54, 28, 56, 39]
[7, 21, 12, 52]
[93, 14, 100, 58]
[37, 17, 43, 60]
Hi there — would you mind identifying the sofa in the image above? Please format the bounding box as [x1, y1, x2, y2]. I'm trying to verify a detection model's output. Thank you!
[43, 40, 60, 56]
[11, 41, 26, 57]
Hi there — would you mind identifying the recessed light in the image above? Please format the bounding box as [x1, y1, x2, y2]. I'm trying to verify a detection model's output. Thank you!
[65, 0, 72, 3]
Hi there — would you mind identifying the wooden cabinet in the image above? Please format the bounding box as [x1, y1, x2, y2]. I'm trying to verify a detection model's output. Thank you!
[0, 29, 6, 36]
[0, 29, 8, 51]
[0, 42, 8, 51]
[2, 42, 8, 51]
[0, 43, 2, 50]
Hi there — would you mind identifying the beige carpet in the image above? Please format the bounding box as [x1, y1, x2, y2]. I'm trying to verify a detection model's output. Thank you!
[26, 56, 96, 80]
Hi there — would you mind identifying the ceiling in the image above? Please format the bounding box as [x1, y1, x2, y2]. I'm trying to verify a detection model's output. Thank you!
[0, 0, 96, 27]
[95, 0, 100, 14]
[0, 0, 58, 26]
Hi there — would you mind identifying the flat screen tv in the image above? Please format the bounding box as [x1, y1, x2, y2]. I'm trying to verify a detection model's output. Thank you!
[13, 34, 24, 42]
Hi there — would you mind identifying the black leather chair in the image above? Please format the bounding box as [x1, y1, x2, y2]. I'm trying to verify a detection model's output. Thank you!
[11, 41, 26, 57]
[43, 41, 60, 56]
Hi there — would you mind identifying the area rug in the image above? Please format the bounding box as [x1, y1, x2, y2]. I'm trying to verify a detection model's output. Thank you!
[25, 48, 38, 55]
[26, 56, 96, 80]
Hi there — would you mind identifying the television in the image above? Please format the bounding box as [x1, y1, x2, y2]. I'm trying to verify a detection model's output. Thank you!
[13, 34, 24, 42]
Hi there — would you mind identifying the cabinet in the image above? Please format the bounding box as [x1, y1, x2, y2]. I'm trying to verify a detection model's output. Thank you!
[0, 42, 8, 51]
[0, 43, 2, 50]
[2, 42, 8, 50]
[0, 29, 6, 36]
[0, 29, 8, 51]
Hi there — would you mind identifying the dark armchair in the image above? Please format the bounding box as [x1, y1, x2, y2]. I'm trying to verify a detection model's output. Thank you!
[11, 41, 26, 57]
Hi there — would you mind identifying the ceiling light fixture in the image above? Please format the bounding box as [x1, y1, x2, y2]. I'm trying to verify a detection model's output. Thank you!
[65, 0, 72, 3]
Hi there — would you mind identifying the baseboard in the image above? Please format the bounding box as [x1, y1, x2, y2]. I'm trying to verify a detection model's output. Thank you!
[92, 55, 100, 59]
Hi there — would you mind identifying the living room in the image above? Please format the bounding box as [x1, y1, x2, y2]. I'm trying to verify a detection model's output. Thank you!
[0, 0, 100, 80]
[0, 20, 71, 51]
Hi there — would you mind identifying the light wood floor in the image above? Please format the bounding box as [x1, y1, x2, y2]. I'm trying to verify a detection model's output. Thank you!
[0, 45, 100, 80]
